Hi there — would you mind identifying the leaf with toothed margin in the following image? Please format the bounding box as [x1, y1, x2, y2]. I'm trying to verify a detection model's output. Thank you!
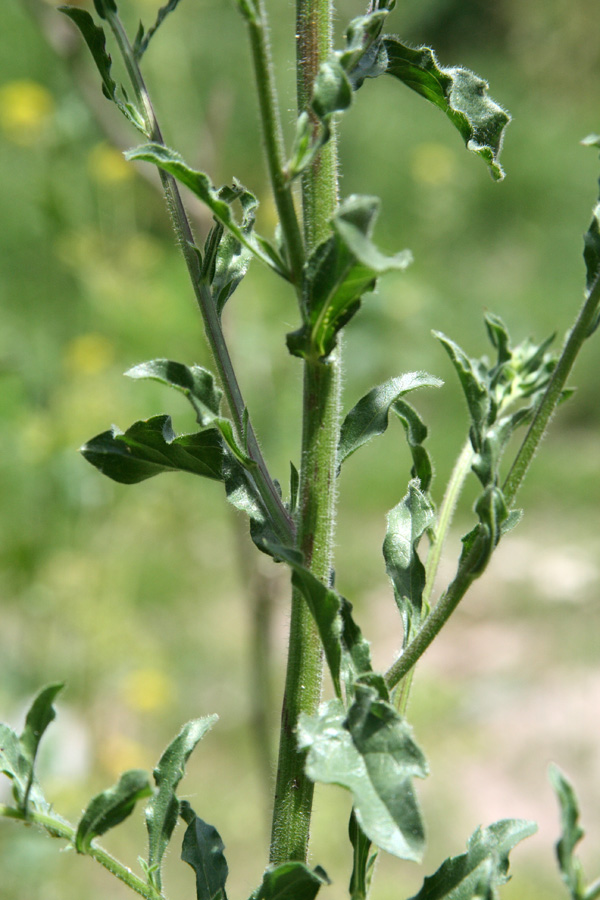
[133, 0, 184, 61]
[392, 399, 434, 493]
[76, 770, 152, 853]
[81, 415, 225, 484]
[338, 372, 441, 469]
[434, 331, 490, 451]
[58, 6, 146, 134]
[145, 716, 218, 894]
[298, 685, 428, 861]
[125, 144, 289, 279]
[408, 819, 537, 900]
[287, 195, 412, 360]
[549, 765, 589, 900]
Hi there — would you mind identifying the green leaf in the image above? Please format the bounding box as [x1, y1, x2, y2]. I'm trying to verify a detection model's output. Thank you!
[180, 801, 229, 900]
[133, 0, 184, 60]
[549, 765, 586, 900]
[125, 144, 288, 278]
[126, 360, 253, 467]
[383, 481, 435, 643]
[76, 769, 152, 853]
[93, 0, 117, 18]
[434, 331, 490, 452]
[349, 810, 378, 900]
[58, 6, 146, 134]
[145, 716, 218, 893]
[0, 725, 46, 813]
[288, 195, 412, 359]
[19, 682, 64, 812]
[338, 372, 441, 468]
[392, 399, 434, 493]
[81, 415, 224, 484]
[298, 685, 427, 861]
[381, 39, 510, 181]
[408, 819, 537, 900]
[250, 862, 330, 900]
[207, 184, 257, 317]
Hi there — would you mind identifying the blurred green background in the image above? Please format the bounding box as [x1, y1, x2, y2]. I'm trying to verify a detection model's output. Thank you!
[1, 1, 599, 898]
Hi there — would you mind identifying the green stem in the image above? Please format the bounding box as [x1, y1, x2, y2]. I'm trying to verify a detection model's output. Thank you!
[269, 0, 340, 866]
[243, 0, 305, 285]
[106, 9, 294, 545]
[0, 805, 163, 900]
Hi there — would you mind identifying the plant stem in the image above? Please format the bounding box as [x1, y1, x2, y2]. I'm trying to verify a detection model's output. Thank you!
[0, 805, 163, 900]
[269, 0, 340, 865]
[106, 9, 294, 545]
[244, 0, 305, 285]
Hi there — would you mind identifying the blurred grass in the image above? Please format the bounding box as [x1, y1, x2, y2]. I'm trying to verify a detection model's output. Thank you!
[1, 0, 599, 898]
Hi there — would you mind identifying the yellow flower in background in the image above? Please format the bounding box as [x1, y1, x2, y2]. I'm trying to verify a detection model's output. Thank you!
[63, 332, 115, 376]
[0, 80, 55, 146]
[410, 141, 456, 186]
[88, 142, 133, 185]
[122, 667, 174, 713]
[98, 734, 149, 778]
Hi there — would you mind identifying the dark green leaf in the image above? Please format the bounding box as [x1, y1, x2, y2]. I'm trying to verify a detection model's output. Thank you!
[251, 862, 330, 900]
[58, 6, 146, 133]
[288, 195, 411, 359]
[298, 685, 427, 861]
[289, 462, 300, 515]
[221, 456, 278, 554]
[93, 0, 117, 18]
[408, 819, 537, 900]
[383, 481, 435, 644]
[133, 0, 184, 60]
[180, 801, 228, 900]
[81, 415, 224, 484]
[76, 769, 152, 853]
[434, 331, 490, 451]
[381, 38, 510, 181]
[210, 184, 256, 316]
[339, 372, 441, 467]
[125, 144, 288, 278]
[20, 682, 64, 812]
[0, 725, 47, 813]
[339, 597, 375, 698]
[549, 765, 586, 900]
[146, 716, 218, 892]
[392, 399, 433, 493]
[349, 810, 378, 900]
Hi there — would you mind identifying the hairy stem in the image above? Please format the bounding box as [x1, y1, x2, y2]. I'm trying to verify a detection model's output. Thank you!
[269, 0, 340, 865]
[106, 9, 294, 545]
[0, 805, 163, 900]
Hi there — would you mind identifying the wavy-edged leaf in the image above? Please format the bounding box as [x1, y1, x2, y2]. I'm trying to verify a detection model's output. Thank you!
[549, 765, 586, 900]
[288, 195, 411, 360]
[133, 0, 183, 61]
[339, 372, 441, 468]
[93, 0, 117, 18]
[0, 725, 47, 814]
[392, 399, 433, 493]
[58, 6, 146, 134]
[81, 415, 224, 484]
[126, 360, 253, 467]
[180, 801, 229, 900]
[434, 331, 490, 451]
[20, 682, 64, 812]
[349, 809, 378, 900]
[408, 819, 537, 900]
[383, 481, 435, 643]
[251, 862, 330, 900]
[145, 716, 218, 893]
[125, 144, 288, 278]
[298, 685, 427, 861]
[76, 769, 152, 853]
[381, 38, 510, 181]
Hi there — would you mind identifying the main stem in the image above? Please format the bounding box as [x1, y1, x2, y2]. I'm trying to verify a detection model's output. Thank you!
[270, 0, 340, 865]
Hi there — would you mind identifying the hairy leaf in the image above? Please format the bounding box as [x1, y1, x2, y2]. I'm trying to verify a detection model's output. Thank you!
[146, 716, 218, 892]
[20, 682, 64, 812]
[76, 769, 152, 853]
[392, 399, 434, 493]
[381, 39, 510, 181]
[58, 6, 146, 133]
[250, 862, 330, 900]
[383, 481, 435, 643]
[180, 801, 229, 900]
[288, 195, 411, 359]
[339, 372, 441, 467]
[408, 819, 537, 900]
[549, 765, 586, 900]
[126, 360, 252, 467]
[349, 810, 378, 900]
[0, 725, 47, 813]
[125, 144, 287, 278]
[81, 415, 224, 484]
[435, 331, 490, 451]
[133, 0, 184, 60]
[298, 686, 427, 861]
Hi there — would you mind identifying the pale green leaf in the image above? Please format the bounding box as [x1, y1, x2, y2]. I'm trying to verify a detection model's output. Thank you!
[133, 0, 184, 60]
[549, 765, 586, 900]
